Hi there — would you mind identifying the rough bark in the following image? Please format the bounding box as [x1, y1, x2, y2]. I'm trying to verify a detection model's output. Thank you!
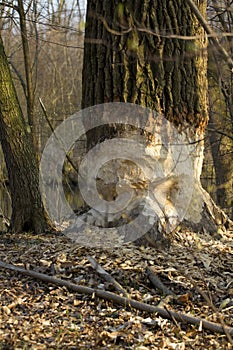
[0, 34, 51, 233]
[81, 0, 232, 246]
[82, 0, 208, 128]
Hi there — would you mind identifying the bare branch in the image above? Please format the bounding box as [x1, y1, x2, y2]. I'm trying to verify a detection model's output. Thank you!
[39, 98, 80, 177]
[186, 0, 233, 71]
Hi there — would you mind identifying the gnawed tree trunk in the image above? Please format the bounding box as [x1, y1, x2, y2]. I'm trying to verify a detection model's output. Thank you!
[0, 35, 51, 233]
[81, 0, 232, 247]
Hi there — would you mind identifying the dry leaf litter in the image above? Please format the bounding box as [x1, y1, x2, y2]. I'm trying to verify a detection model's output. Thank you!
[0, 228, 232, 349]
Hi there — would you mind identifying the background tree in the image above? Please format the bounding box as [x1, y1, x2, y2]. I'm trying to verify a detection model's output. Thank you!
[1, 0, 84, 150]
[202, 0, 233, 217]
[0, 0, 84, 230]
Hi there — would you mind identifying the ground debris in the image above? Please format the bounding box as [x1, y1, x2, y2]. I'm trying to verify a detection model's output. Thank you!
[0, 229, 232, 349]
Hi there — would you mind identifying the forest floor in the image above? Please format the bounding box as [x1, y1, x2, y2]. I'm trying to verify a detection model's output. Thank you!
[0, 227, 232, 349]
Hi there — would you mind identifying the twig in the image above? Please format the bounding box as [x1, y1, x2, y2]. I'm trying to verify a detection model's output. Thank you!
[87, 255, 128, 297]
[146, 267, 175, 296]
[146, 266, 176, 309]
[176, 255, 233, 344]
[96, 11, 233, 42]
[0, 260, 233, 336]
[39, 97, 80, 177]
[186, 0, 233, 71]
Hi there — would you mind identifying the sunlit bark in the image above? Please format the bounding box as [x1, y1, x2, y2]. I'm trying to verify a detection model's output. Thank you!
[0, 34, 51, 233]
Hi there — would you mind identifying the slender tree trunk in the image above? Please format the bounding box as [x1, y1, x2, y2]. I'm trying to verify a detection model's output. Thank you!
[18, 0, 36, 149]
[0, 34, 50, 233]
[82, 0, 231, 245]
[208, 112, 233, 218]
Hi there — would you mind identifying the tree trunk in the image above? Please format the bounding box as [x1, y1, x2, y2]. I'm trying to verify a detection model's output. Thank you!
[208, 110, 233, 218]
[18, 0, 35, 137]
[81, 0, 232, 246]
[0, 34, 50, 233]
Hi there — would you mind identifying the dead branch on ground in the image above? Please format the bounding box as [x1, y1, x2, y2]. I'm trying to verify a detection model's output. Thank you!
[0, 260, 233, 336]
[87, 255, 128, 297]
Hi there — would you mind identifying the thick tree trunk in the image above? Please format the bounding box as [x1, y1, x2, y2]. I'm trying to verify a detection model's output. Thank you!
[0, 35, 50, 233]
[81, 0, 232, 246]
[83, 0, 208, 125]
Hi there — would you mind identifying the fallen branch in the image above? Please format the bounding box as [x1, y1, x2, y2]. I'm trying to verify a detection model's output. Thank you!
[87, 255, 128, 297]
[0, 260, 233, 336]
